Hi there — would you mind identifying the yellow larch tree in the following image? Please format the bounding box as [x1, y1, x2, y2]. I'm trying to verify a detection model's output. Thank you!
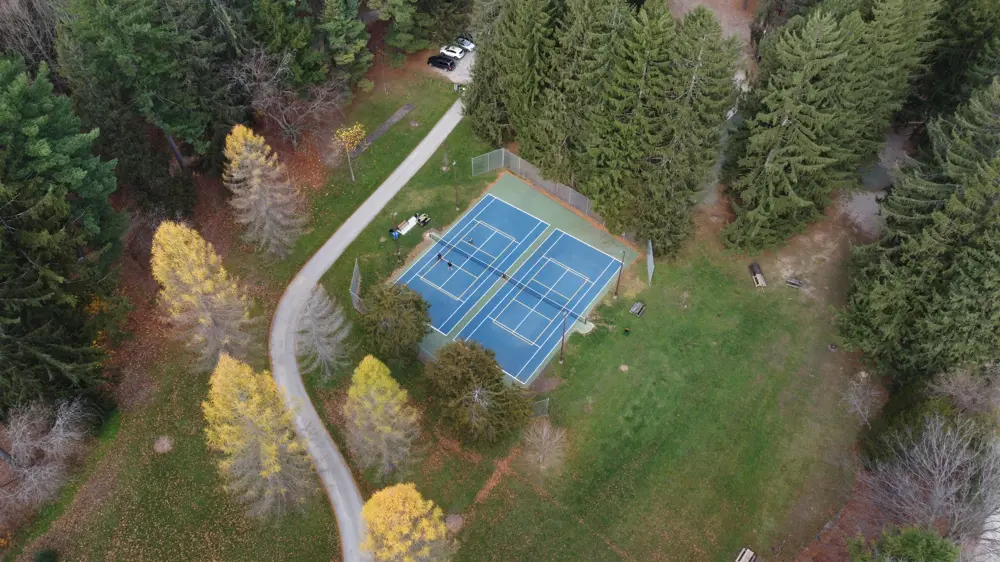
[150, 221, 251, 371]
[343, 356, 419, 477]
[202, 354, 316, 518]
[361, 483, 449, 562]
[223, 124, 306, 257]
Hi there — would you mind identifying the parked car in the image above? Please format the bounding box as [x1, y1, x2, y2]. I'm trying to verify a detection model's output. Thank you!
[456, 36, 476, 52]
[440, 45, 465, 59]
[427, 55, 456, 71]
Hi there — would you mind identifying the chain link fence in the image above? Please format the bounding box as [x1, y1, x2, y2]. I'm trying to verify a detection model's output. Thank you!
[471, 149, 605, 226]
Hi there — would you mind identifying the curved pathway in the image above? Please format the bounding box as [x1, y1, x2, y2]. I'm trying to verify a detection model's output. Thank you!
[269, 99, 464, 562]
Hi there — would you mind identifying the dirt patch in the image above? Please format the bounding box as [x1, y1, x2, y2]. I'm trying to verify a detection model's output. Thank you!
[433, 425, 483, 464]
[530, 374, 564, 394]
[446, 514, 465, 534]
[153, 436, 173, 454]
[670, 0, 757, 43]
[473, 447, 520, 505]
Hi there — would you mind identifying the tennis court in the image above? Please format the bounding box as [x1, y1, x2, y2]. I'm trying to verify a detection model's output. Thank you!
[396, 194, 548, 335]
[456, 231, 621, 383]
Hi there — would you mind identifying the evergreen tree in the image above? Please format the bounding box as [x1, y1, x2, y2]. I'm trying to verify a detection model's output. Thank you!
[632, 7, 737, 254]
[58, 0, 240, 155]
[529, 0, 633, 183]
[202, 354, 316, 518]
[223, 124, 307, 257]
[150, 221, 252, 371]
[426, 341, 531, 443]
[370, 0, 429, 52]
[319, 0, 373, 82]
[343, 356, 420, 478]
[248, 0, 329, 86]
[359, 283, 430, 362]
[464, 0, 514, 145]
[582, 2, 675, 231]
[723, 11, 847, 249]
[916, 0, 1000, 116]
[848, 526, 959, 562]
[841, 79, 1000, 379]
[496, 0, 561, 161]
[0, 58, 123, 410]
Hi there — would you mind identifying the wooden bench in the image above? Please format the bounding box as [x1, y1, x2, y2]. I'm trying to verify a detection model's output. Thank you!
[629, 302, 645, 317]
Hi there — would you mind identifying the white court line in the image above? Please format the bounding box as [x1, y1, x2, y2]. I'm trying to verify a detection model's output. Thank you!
[555, 229, 624, 263]
[438, 228, 499, 288]
[462, 231, 559, 342]
[513, 269, 569, 333]
[519, 262, 591, 346]
[545, 257, 592, 282]
[399, 195, 497, 283]
[438, 219, 548, 331]
[414, 217, 481, 279]
[416, 271, 469, 302]
[514, 257, 618, 381]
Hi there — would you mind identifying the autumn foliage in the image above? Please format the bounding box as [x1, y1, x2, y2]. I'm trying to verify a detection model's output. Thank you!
[343, 356, 419, 477]
[202, 354, 315, 518]
[151, 221, 252, 371]
[361, 483, 449, 562]
[223, 124, 306, 257]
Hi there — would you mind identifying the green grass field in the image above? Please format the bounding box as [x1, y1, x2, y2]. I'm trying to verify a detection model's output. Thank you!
[452, 249, 856, 561]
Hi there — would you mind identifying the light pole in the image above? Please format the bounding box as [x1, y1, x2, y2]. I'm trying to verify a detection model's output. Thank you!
[613, 249, 626, 299]
[559, 311, 568, 363]
[453, 160, 459, 210]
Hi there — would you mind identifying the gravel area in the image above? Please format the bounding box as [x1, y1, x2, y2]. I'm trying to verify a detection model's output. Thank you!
[429, 51, 475, 84]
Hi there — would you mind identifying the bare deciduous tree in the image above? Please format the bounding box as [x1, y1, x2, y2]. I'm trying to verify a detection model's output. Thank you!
[929, 366, 1000, 416]
[0, 0, 65, 69]
[523, 419, 567, 474]
[227, 49, 351, 146]
[842, 372, 881, 428]
[864, 415, 1000, 559]
[296, 284, 352, 380]
[0, 400, 90, 525]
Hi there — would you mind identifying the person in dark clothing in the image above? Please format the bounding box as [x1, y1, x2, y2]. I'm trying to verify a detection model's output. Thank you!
[437, 252, 443, 261]
[447, 261, 453, 271]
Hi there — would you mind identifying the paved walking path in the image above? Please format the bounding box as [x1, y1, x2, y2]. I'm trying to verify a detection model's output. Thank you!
[269, 99, 464, 562]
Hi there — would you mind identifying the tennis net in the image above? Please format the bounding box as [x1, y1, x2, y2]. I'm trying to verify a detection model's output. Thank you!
[430, 233, 587, 324]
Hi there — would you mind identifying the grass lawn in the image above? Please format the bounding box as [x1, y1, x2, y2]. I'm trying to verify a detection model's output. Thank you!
[452, 246, 856, 561]
[6, 75, 461, 562]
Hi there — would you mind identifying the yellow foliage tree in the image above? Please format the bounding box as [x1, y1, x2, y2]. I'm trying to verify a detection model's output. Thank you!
[334, 122, 366, 181]
[343, 356, 420, 477]
[361, 483, 449, 562]
[150, 221, 251, 370]
[202, 354, 315, 518]
[223, 124, 305, 257]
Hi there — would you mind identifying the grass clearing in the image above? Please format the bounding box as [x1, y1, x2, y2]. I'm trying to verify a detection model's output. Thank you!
[450, 246, 855, 561]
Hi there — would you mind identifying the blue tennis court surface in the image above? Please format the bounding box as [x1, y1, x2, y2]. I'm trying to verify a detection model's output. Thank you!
[457, 230, 621, 383]
[396, 194, 548, 335]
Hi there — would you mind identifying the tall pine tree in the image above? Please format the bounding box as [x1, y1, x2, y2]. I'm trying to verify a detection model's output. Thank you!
[841, 78, 1000, 379]
[0, 58, 123, 410]
[723, 11, 847, 249]
[464, 0, 515, 145]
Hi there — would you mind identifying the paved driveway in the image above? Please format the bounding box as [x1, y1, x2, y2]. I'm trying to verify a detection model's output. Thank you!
[429, 51, 475, 84]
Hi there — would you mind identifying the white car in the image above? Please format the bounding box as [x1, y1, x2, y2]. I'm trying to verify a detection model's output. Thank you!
[440, 45, 465, 60]
[456, 37, 476, 52]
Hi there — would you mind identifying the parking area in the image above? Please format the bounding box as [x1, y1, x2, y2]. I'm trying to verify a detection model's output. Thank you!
[429, 50, 474, 84]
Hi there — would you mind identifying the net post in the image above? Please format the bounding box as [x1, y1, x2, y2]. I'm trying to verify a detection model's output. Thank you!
[613, 249, 626, 300]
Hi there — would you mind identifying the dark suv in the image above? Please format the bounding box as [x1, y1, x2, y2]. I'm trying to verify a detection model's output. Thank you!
[427, 55, 455, 71]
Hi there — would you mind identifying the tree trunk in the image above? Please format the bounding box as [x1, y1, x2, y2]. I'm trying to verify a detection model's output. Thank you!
[0, 445, 17, 469]
[164, 131, 187, 173]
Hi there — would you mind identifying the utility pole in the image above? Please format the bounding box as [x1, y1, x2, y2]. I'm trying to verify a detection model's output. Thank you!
[453, 160, 459, 210]
[613, 249, 626, 299]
